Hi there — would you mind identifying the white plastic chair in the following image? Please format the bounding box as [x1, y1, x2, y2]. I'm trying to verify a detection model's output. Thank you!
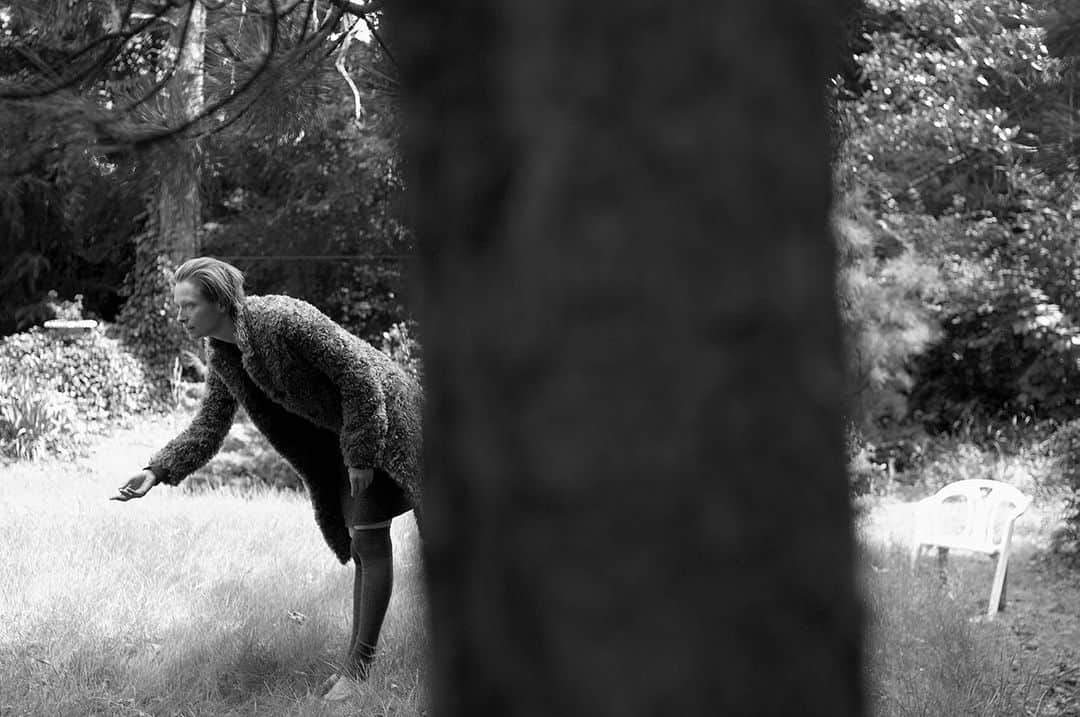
[909, 479, 1031, 620]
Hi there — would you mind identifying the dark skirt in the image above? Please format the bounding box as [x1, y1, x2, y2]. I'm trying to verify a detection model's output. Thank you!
[340, 468, 413, 526]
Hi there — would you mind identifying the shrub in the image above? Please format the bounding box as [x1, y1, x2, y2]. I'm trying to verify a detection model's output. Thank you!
[0, 325, 157, 425]
[381, 320, 422, 380]
[0, 374, 84, 461]
[1046, 419, 1080, 556]
[847, 433, 890, 497]
[909, 284, 1080, 429]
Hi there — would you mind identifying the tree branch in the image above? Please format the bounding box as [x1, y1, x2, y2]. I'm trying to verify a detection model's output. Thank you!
[327, 0, 385, 18]
[335, 22, 365, 125]
[115, 0, 199, 116]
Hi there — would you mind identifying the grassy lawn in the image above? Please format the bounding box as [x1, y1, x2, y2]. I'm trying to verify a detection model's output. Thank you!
[2, 414, 1079, 716]
[0, 415, 428, 717]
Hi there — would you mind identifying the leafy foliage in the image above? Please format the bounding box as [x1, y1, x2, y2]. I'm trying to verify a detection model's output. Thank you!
[0, 150, 142, 334]
[837, 0, 1080, 435]
[380, 320, 422, 380]
[196, 87, 411, 344]
[836, 193, 945, 431]
[909, 283, 1080, 428]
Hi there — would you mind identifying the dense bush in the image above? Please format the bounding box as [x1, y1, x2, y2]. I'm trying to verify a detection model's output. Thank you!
[909, 284, 1080, 429]
[0, 326, 157, 426]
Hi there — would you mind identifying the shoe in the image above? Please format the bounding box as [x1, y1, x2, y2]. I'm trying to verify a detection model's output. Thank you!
[321, 673, 365, 702]
[317, 673, 340, 696]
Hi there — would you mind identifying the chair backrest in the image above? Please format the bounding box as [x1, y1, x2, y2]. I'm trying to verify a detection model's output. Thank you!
[914, 479, 1032, 554]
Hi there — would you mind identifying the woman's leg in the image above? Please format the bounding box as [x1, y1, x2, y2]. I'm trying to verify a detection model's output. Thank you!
[347, 521, 394, 679]
[324, 471, 408, 699]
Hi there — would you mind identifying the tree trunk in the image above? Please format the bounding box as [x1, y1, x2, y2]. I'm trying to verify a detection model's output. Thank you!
[157, 0, 206, 263]
[117, 1, 206, 395]
[395, 0, 863, 716]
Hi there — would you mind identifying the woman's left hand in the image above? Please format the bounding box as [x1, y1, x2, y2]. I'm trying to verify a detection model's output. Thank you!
[348, 467, 374, 496]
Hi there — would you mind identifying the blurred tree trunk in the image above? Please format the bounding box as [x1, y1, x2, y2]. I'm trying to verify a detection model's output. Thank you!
[396, 0, 863, 716]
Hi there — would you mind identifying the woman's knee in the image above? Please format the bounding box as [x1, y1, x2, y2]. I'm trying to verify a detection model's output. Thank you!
[350, 524, 392, 562]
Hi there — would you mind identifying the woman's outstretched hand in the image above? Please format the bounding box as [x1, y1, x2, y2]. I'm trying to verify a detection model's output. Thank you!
[348, 467, 374, 496]
[111, 469, 158, 501]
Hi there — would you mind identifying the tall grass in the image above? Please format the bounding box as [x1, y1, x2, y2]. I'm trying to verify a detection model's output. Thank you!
[0, 462, 429, 717]
[861, 543, 1038, 717]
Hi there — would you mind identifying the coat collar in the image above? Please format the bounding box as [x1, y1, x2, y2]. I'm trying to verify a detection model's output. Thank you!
[232, 299, 253, 356]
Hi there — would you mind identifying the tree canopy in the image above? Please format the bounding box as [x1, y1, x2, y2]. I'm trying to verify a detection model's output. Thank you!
[0, 0, 407, 343]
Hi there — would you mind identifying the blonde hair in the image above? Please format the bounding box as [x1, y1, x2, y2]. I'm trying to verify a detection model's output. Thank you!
[174, 257, 246, 319]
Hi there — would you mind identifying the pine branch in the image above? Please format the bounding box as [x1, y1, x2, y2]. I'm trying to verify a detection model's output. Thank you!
[131, 5, 346, 145]
[115, 1, 200, 116]
[0, 3, 171, 100]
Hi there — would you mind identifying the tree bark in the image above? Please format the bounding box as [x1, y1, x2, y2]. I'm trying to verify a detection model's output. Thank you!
[395, 1, 863, 716]
[157, 0, 206, 263]
[117, 1, 206, 391]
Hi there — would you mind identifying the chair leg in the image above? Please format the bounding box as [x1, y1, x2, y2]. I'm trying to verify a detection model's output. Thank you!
[936, 547, 949, 589]
[988, 519, 1019, 619]
[987, 550, 1010, 619]
[1000, 565, 1008, 608]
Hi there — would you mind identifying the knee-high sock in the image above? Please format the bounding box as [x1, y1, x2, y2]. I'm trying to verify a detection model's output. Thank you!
[349, 526, 393, 678]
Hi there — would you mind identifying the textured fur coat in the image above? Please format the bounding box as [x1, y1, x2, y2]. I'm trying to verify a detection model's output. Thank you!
[147, 295, 422, 563]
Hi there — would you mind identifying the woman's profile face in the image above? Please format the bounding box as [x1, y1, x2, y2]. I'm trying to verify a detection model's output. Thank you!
[173, 279, 227, 339]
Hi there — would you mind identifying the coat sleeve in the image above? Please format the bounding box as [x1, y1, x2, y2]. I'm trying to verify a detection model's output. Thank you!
[146, 369, 238, 485]
[280, 301, 388, 469]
